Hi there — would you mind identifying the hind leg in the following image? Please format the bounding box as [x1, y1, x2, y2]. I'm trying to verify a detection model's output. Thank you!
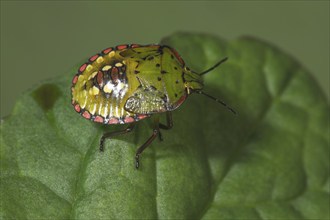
[99, 123, 136, 152]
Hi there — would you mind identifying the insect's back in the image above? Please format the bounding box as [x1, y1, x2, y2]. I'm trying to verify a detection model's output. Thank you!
[71, 45, 190, 124]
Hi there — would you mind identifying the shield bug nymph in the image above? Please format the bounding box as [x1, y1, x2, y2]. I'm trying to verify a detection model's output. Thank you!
[71, 44, 236, 169]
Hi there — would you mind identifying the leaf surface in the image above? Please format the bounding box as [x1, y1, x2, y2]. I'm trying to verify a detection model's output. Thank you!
[1, 33, 329, 219]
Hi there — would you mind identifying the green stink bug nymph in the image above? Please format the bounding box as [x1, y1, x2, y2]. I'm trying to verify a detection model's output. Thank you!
[71, 44, 236, 169]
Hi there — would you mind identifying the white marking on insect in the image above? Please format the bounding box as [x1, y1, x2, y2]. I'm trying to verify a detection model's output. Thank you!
[90, 103, 97, 115]
[115, 103, 119, 117]
[88, 71, 98, 80]
[109, 99, 113, 117]
[115, 62, 123, 67]
[104, 82, 114, 94]
[98, 100, 103, 116]
[102, 65, 112, 71]
[120, 104, 124, 117]
[81, 93, 88, 108]
[102, 101, 108, 117]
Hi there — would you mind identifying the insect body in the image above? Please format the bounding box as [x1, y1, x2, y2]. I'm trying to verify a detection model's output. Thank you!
[71, 44, 235, 169]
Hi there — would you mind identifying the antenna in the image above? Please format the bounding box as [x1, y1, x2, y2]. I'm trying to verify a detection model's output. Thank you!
[199, 57, 228, 76]
[196, 90, 237, 115]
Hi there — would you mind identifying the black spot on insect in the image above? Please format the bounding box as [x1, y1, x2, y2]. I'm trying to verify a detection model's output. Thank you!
[175, 93, 178, 97]
[175, 80, 179, 84]
[147, 56, 154, 61]
[157, 77, 161, 81]
[156, 63, 160, 67]
[161, 70, 167, 74]
[137, 51, 141, 54]
[186, 66, 190, 71]
[121, 65, 126, 73]
[141, 55, 150, 60]
[135, 70, 140, 74]
[174, 67, 178, 70]
[104, 71, 111, 81]
[171, 54, 174, 59]
[162, 95, 169, 103]
[119, 71, 127, 82]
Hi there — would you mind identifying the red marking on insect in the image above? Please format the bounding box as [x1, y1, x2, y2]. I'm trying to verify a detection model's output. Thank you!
[74, 104, 81, 113]
[138, 114, 149, 120]
[174, 94, 187, 108]
[79, 63, 87, 72]
[89, 54, 99, 62]
[102, 47, 113, 54]
[97, 71, 104, 87]
[72, 75, 78, 84]
[94, 115, 104, 123]
[82, 111, 91, 119]
[130, 44, 141, 48]
[170, 48, 185, 66]
[111, 67, 119, 74]
[124, 116, 135, 123]
[111, 67, 119, 82]
[116, 44, 128, 50]
[108, 117, 119, 124]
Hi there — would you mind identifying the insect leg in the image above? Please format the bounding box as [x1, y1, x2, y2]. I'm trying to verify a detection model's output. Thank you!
[135, 125, 159, 169]
[159, 112, 173, 129]
[158, 112, 173, 141]
[99, 123, 136, 152]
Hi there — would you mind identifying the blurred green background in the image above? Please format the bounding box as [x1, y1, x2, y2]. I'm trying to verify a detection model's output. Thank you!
[1, 1, 329, 118]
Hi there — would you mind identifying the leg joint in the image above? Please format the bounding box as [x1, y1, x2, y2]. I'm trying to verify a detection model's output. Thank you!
[152, 129, 159, 135]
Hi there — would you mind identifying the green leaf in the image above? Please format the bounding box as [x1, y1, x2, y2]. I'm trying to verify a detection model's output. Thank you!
[1, 32, 329, 219]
